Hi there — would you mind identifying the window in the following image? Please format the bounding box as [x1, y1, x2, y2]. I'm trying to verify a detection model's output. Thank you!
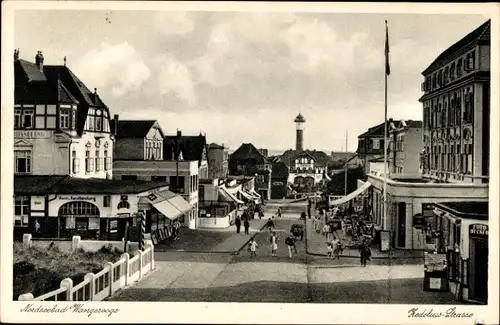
[151, 176, 167, 182]
[14, 109, 22, 128]
[121, 175, 138, 180]
[457, 58, 463, 76]
[257, 175, 265, 183]
[15, 150, 31, 174]
[76, 218, 89, 231]
[72, 109, 76, 130]
[59, 201, 99, 216]
[95, 150, 102, 172]
[60, 110, 70, 129]
[117, 201, 130, 209]
[450, 63, 456, 80]
[103, 195, 111, 207]
[95, 110, 102, 131]
[87, 116, 95, 131]
[104, 150, 111, 170]
[85, 150, 94, 173]
[72, 150, 80, 174]
[169, 176, 185, 193]
[372, 139, 380, 149]
[23, 109, 34, 128]
[14, 196, 29, 226]
[444, 67, 449, 84]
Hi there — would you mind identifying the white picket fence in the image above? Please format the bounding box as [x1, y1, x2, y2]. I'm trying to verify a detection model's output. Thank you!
[18, 243, 155, 301]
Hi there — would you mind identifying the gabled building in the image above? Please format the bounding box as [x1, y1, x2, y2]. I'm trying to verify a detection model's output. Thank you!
[356, 121, 390, 175]
[114, 120, 164, 160]
[164, 131, 209, 179]
[228, 143, 271, 176]
[14, 50, 114, 179]
[278, 149, 330, 191]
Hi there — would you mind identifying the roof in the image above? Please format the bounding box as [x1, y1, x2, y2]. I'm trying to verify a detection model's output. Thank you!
[434, 201, 488, 220]
[208, 143, 224, 150]
[14, 175, 67, 194]
[279, 149, 330, 167]
[116, 120, 157, 138]
[229, 143, 268, 163]
[330, 152, 357, 161]
[422, 20, 490, 75]
[14, 175, 170, 195]
[294, 113, 306, 123]
[271, 162, 289, 179]
[15, 55, 111, 136]
[164, 135, 207, 166]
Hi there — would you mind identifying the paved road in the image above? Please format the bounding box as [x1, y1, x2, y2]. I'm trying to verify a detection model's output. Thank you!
[109, 218, 459, 304]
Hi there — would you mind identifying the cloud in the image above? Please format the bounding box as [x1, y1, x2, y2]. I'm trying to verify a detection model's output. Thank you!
[154, 11, 195, 36]
[156, 53, 197, 105]
[73, 42, 151, 97]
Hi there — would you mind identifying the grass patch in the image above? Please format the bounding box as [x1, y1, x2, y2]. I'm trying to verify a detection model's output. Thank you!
[13, 242, 126, 300]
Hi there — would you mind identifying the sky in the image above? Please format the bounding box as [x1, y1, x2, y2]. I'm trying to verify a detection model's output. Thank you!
[14, 10, 490, 152]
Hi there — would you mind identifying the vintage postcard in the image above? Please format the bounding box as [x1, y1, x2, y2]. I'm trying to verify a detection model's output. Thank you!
[1, 1, 499, 324]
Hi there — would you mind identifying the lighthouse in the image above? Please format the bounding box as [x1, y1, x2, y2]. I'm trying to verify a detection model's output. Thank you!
[294, 113, 306, 151]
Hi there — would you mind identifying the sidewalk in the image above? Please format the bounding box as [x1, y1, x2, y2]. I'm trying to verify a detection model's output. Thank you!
[154, 217, 268, 253]
[305, 219, 424, 260]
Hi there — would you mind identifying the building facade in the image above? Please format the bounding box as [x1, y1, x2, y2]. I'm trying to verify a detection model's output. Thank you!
[419, 20, 490, 185]
[14, 50, 114, 179]
[228, 143, 271, 176]
[112, 160, 199, 229]
[114, 120, 164, 161]
[206, 142, 229, 179]
[164, 131, 209, 179]
[356, 121, 388, 175]
[271, 162, 290, 199]
[388, 119, 423, 178]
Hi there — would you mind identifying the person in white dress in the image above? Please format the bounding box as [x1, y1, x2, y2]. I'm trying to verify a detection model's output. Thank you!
[270, 231, 278, 257]
[249, 238, 258, 258]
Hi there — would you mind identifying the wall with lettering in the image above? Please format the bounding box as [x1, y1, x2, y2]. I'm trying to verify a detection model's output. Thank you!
[461, 219, 488, 259]
[14, 131, 71, 175]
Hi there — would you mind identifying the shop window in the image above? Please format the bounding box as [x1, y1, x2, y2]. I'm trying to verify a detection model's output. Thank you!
[72, 150, 80, 174]
[15, 150, 32, 174]
[103, 195, 111, 207]
[14, 196, 30, 227]
[60, 110, 70, 129]
[14, 109, 22, 128]
[76, 217, 89, 231]
[59, 201, 99, 216]
[117, 201, 130, 209]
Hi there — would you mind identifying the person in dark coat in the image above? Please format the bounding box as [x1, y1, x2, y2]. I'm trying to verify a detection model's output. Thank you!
[359, 241, 372, 267]
[244, 219, 250, 234]
[235, 216, 241, 234]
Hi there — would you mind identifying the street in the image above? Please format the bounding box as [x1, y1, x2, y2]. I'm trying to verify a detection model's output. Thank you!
[109, 216, 459, 304]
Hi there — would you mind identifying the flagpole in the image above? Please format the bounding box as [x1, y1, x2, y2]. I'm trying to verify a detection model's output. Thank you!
[383, 20, 389, 231]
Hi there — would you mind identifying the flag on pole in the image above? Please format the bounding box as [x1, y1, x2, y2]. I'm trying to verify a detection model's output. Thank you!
[385, 20, 390, 76]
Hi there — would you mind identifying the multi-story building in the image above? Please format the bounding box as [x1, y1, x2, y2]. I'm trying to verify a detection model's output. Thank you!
[114, 120, 164, 160]
[228, 143, 271, 176]
[363, 21, 490, 260]
[419, 19, 490, 185]
[270, 162, 290, 199]
[163, 131, 208, 179]
[13, 51, 189, 241]
[206, 142, 229, 179]
[113, 124, 198, 229]
[197, 178, 243, 228]
[14, 50, 114, 179]
[356, 121, 387, 175]
[388, 119, 423, 178]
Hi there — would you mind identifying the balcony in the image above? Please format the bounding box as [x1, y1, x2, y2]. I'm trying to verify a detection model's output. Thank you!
[423, 169, 489, 184]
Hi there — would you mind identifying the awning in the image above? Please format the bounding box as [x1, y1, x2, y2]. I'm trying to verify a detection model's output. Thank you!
[329, 181, 372, 206]
[249, 190, 261, 198]
[239, 190, 260, 204]
[219, 188, 244, 204]
[151, 200, 183, 220]
[168, 195, 193, 214]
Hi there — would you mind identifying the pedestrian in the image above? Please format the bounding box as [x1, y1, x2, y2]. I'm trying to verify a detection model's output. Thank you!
[277, 207, 282, 218]
[285, 233, 295, 259]
[315, 216, 322, 234]
[266, 218, 274, 232]
[173, 219, 181, 240]
[307, 206, 312, 219]
[322, 223, 330, 241]
[244, 219, 250, 235]
[332, 236, 341, 259]
[249, 238, 258, 258]
[235, 216, 241, 234]
[327, 242, 333, 258]
[312, 216, 317, 232]
[359, 241, 371, 267]
[270, 231, 278, 257]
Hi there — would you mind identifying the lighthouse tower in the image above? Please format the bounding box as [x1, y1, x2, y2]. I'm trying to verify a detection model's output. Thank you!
[294, 113, 306, 151]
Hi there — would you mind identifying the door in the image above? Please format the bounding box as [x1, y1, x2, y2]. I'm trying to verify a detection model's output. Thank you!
[397, 202, 406, 248]
[472, 238, 488, 302]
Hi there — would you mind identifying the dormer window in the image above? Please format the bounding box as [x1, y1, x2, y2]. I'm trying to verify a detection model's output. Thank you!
[23, 109, 34, 128]
[60, 110, 70, 129]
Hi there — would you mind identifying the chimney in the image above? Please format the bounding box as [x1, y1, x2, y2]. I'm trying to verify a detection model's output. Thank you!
[35, 51, 44, 72]
[14, 49, 20, 61]
[113, 114, 119, 136]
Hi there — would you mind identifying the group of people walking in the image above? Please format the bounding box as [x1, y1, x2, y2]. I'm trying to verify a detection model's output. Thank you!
[235, 216, 252, 234]
[247, 230, 298, 259]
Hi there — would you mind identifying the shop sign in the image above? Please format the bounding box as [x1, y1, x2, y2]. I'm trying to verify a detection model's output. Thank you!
[14, 130, 51, 139]
[58, 195, 97, 203]
[422, 203, 434, 217]
[469, 224, 488, 237]
[413, 213, 425, 229]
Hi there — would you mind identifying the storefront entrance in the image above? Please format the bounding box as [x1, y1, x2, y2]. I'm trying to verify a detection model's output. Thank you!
[470, 236, 488, 302]
[58, 201, 100, 239]
[397, 202, 406, 248]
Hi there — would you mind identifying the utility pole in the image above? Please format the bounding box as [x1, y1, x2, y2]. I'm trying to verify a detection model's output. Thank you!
[176, 129, 180, 193]
[345, 130, 348, 153]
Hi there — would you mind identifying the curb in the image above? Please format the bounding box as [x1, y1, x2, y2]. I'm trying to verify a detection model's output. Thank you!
[304, 219, 424, 260]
